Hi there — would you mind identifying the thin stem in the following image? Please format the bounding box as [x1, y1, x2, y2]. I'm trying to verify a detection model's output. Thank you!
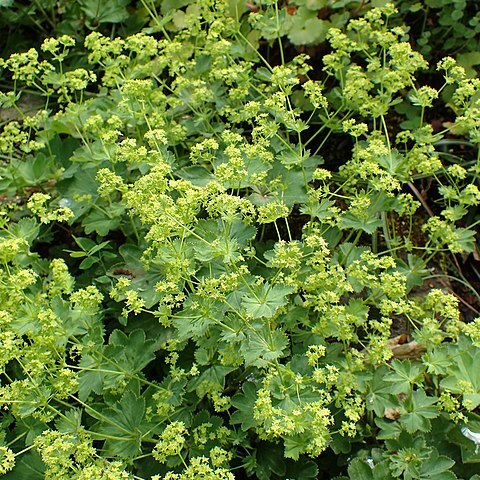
[407, 181, 434, 217]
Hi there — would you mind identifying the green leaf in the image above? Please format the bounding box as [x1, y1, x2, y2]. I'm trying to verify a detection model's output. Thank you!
[0, 0, 14, 6]
[241, 325, 289, 366]
[187, 365, 236, 394]
[418, 454, 455, 477]
[365, 366, 398, 416]
[452, 227, 476, 253]
[55, 408, 83, 434]
[372, 460, 394, 480]
[340, 191, 395, 234]
[13, 386, 51, 418]
[422, 346, 452, 375]
[375, 417, 404, 440]
[78, 350, 107, 400]
[56, 167, 98, 219]
[14, 417, 48, 446]
[82, 204, 125, 236]
[79, 0, 131, 23]
[330, 432, 352, 454]
[103, 330, 157, 387]
[161, 0, 191, 15]
[340, 212, 383, 234]
[385, 360, 425, 394]
[69, 140, 112, 165]
[79, 256, 99, 270]
[191, 219, 256, 263]
[118, 243, 145, 270]
[8, 217, 39, 245]
[387, 434, 434, 478]
[92, 391, 147, 458]
[231, 382, 260, 431]
[376, 148, 409, 180]
[173, 296, 227, 341]
[278, 146, 313, 167]
[300, 198, 335, 219]
[3, 452, 44, 479]
[304, 0, 328, 8]
[441, 347, 480, 410]
[78, 330, 157, 399]
[254, 157, 320, 208]
[13, 153, 56, 186]
[228, 0, 249, 18]
[241, 282, 293, 319]
[284, 458, 319, 479]
[253, 443, 287, 479]
[284, 434, 306, 460]
[176, 165, 215, 186]
[76, 237, 110, 255]
[287, 8, 330, 45]
[399, 389, 439, 433]
[457, 52, 480, 78]
[395, 254, 429, 291]
[348, 458, 374, 480]
[188, 412, 225, 457]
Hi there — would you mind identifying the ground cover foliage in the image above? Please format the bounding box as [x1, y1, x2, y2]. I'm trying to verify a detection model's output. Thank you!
[1, 0, 480, 478]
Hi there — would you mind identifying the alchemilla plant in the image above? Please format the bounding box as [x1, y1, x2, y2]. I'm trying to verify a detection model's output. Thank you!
[0, 0, 480, 478]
